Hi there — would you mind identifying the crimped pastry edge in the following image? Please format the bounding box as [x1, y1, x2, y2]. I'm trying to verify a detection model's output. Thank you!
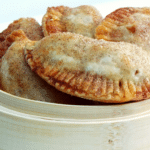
[24, 48, 150, 103]
[42, 6, 69, 36]
[95, 7, 150, 41]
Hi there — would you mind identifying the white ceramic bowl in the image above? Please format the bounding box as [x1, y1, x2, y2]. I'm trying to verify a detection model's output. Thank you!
[1, 89, 150, 150]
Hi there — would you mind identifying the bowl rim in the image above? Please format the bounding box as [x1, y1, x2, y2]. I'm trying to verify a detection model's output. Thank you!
[1, 89, 150, 122]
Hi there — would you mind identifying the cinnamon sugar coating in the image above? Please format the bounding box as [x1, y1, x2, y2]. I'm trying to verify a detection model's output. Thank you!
[42, 5, 102, 38]
[0, 18, 43, 41]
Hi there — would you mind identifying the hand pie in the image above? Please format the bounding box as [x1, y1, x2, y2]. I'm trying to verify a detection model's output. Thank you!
[42, 5, 102, 38]
[0, 30, 51, 101]
[0, 29, 101, 105]
[0, 17, 43, 42]
[24, 32, 150, 103]
[0, 18, 44, 59]
[95, 7, 150, 51]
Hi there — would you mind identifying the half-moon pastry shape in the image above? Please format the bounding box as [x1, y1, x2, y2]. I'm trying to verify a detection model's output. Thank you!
[42, 5, 102, 38]
[24, 32, 150, 103]
[95, 7, 150, 51]
[0, 18, 44, 42]
[0, 30, 100, 105]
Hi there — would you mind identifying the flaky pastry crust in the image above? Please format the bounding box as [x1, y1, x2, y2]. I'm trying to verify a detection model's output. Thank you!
[24, 32, 150, 103]
[95, 7, 150, 51]
[42, 5, 102, 38]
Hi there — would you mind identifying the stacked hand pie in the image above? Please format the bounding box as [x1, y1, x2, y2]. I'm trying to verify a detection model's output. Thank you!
[1, 5, 150, 104]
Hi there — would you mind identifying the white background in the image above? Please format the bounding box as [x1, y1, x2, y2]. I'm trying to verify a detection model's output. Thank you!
[0, 0, 150, 31]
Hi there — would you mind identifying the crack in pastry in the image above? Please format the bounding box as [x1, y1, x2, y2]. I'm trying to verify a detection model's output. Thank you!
[42, 5, 103, 38]
[95, 7, 150, 51]
[0, 18, 44, 59]
[24, 32, 150, 103]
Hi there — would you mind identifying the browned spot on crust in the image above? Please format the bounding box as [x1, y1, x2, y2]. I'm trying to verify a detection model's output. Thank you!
[105, 7, 136, 22]
[126, 25, 136, 33]
[46, 20, 65, 33]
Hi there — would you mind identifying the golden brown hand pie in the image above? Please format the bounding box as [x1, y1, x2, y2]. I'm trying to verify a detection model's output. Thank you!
[95, 7, 150, 51]
[42, 5, 102, 38]
[0, 30, 51, 101]
[0, 29, 100, 105]
[0, 18, 43, 41]
[0, 18, 44, 59]
[24, 32, 150, 103]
